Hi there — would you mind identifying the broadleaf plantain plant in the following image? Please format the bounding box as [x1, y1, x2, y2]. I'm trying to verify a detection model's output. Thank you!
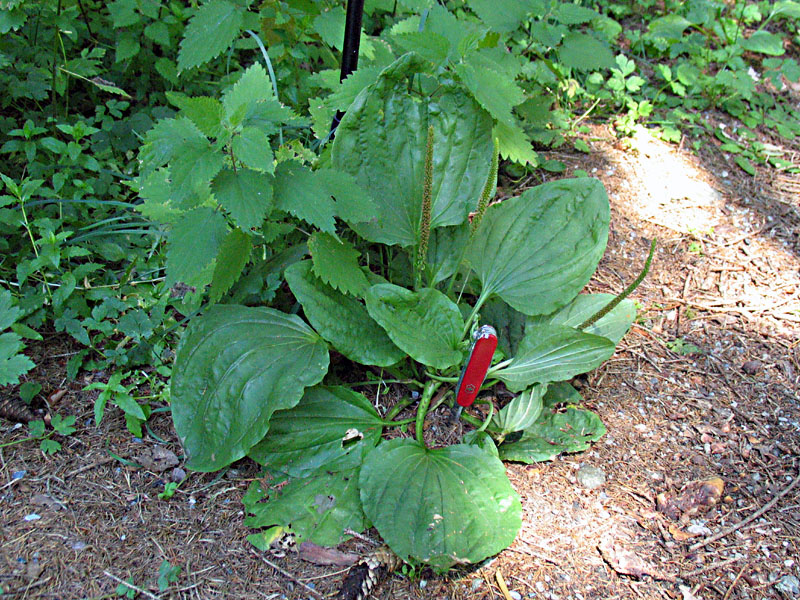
[160, 53, 646, 571]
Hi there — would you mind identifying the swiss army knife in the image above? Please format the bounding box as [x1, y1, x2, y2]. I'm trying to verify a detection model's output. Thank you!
[450, 325, 498, 424]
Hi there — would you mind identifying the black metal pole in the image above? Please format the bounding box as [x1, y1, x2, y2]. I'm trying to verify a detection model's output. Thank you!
[330, 0, 365, 139]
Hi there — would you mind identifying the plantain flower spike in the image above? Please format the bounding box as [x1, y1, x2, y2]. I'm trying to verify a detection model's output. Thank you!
[471, 137, 499, 235]
[415, 125, 435, 281]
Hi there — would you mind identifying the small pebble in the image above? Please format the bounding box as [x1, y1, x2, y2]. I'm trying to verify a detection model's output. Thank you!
[23, 513, 41, 521]
[12, 470, 26, 480]
[510, 591, 522, 600]
[576, 465, 606, 489]
[171, 467, 187, 483]
[69, 540, 88, 551]
[776, 575, 800, 596]
[471, 579, 482, 591]
[419, 580, 427, 589]
[742, 360, 761, 375]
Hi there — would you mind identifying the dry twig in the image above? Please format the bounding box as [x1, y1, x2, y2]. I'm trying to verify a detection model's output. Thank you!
[250, 549, 324, 599]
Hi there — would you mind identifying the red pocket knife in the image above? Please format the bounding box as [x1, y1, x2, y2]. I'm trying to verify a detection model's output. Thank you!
[450, 325, 497, 423]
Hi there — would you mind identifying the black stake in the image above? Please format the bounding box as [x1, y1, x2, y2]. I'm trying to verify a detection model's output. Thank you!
[329, 0, 365, 139]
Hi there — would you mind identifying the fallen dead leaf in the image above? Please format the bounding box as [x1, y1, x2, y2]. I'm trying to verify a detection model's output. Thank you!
[298, 542, 358, 567]
[598, 538, 675, 582]
[133, 446, 180, 472]
[668, 524, 700, 542]
[657, 477, 724, 522]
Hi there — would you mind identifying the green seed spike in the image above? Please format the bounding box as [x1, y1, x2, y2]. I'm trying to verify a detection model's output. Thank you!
[415, 125, 435, 284]
[579, 238, 657, 331]
[471, 137, 499, 235]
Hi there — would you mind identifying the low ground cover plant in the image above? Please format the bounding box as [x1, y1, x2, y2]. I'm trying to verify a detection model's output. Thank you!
[158, 54, 642, 569]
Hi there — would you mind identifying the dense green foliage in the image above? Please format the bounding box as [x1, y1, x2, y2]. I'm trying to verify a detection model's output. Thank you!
[1, 0, 798, 571]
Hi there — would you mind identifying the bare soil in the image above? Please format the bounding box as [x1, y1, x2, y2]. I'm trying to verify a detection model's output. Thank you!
[2, 124, 798, 600]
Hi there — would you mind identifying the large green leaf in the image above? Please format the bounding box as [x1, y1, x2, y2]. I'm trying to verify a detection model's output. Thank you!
[171, 305, 329, 471]
[244, 467, 367, 546]
[467, 178, 610, 316]
[425, 224, 470, 286]
[365, 284, 464, 369]
[480, 297, 526, 358]
[332, 54, 494, 246]
[211, 169, 273, 231]
[248, 386, 384, 476]
[360, 439, 521, 569]
[308, 232, 369, 296]
[494, 325, 615, 392]
[165, 207, 228, 287]
[286, 261, 404, 367]
[558, 32, 616, 71]
[498, 407, 606, 463]
[741, 31, 785, 56]
[490, 384, 546, 440]
[527, 294, 636, 344]
[178, 0, 244, 72]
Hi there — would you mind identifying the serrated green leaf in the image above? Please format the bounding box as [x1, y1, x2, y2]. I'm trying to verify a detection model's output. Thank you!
[211, 169, 273, 231]
[392, 32, 451, 64]
[360, 439, 521, 569]
[171, 305, 330, 471]
[308, 233, 369, 296]
[0, 289, 22, 330]
[0, 331, 34, 386]
[272, 161, 336, 233]
[248, 386, 384, 476]
[741, 30, 785, 56]
[139, 117, 209, 170]
[558, 33, 615, 71]
[498, 407, 606, 462]
[494, 325, 615, 392]
[365, 284, 463, 369]
[165, 93, 225, 138]
[332, 54, 494, 246]
[493, 120, 538, 166]
[454, 54, 526, 126]
[165, 207, 229, 287]
[178, 0, 244, 72]
[467, 0, 531, 31]
[312, 170, 378, 225]
[324, 66, 383, 113]
[490, 384, 545, 439]
[285, 261, 404, 367]
[232, 127, 275, 173]
[467, 178, 610, 315]
[244, 466, 367, 545]
[527, 294, 636, 344]
[209, 228, 252, 302]
[222, 63, 278, 121]
[554, 4, 600, 24]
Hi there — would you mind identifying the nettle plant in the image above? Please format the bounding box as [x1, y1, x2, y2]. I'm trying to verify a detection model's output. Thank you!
[163, 55, 640, 570]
